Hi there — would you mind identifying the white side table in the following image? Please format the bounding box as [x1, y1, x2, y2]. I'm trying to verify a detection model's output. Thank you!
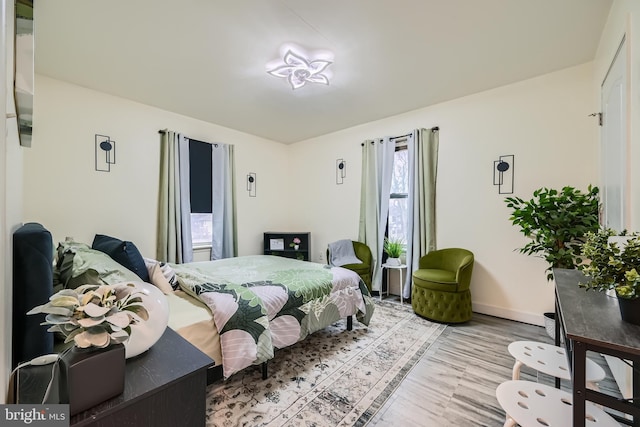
[381, 263, 407, 304]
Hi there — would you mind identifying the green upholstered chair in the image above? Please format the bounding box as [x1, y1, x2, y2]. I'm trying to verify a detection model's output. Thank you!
[411, 248, 474, 323]
[327, 241, 373, 291]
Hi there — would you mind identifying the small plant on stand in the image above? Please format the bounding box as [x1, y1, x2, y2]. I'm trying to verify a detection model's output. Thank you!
[383, 237, 404, 266]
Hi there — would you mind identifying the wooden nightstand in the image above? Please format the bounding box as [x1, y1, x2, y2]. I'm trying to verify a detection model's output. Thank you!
[17, 328, 213, 427]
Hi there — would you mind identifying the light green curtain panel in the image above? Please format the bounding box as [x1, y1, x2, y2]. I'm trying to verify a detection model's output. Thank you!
[211, 143, 238, 259]
[358, 137, 395, 292]
[404, 127, 439, 299]
[157, 131, 193, 263]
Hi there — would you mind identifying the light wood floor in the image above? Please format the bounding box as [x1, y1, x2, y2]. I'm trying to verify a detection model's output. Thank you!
[366, 307, 622, 426]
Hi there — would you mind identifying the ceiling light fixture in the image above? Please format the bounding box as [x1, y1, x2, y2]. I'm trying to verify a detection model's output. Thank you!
[266, 45, 333, 90]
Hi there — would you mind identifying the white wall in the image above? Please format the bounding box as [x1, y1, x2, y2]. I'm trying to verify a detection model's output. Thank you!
[290, 63, 598, 325]
[23, 76, 292, 259]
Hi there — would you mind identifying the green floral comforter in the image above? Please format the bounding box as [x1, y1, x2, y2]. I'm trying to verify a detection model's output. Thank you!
[172, 255, 375, 378]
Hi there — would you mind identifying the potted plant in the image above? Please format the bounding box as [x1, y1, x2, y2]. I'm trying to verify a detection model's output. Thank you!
[28, 283, 149, 415]
[28, 283, 149, 348]
[505, 185, 600, 336]
[290, 237, 301, 250]
[579, 228, 640, 324]
[384, 237, 404, 266]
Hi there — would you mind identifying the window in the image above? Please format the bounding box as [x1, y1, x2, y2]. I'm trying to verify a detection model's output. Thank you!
[190, 213, 212, 247]
[388, 144, 408, 246]
[189, 139, 213, 246]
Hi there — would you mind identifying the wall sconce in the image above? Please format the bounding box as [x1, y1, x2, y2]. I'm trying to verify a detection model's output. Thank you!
[493, 154, 514, 194]
[247, 173, 256, 197]
[95, 134, 116, 172]
[336, 159, 346, 185]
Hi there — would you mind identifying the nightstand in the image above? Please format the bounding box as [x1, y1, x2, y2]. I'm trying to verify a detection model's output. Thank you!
[17, 328, 213, 427]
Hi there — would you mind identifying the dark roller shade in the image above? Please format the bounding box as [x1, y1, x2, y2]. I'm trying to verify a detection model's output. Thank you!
[189, 139, 212, 213]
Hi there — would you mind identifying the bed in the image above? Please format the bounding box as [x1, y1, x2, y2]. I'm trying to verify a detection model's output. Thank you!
[11, 224, 375, 380]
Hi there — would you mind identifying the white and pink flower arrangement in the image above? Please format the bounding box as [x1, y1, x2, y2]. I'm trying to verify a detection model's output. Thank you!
[290, 237, 301, 249]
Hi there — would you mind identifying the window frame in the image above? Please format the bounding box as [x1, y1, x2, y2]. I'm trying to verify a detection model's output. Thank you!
[188, 139, 214, 248]
[387, 141, 409, 251]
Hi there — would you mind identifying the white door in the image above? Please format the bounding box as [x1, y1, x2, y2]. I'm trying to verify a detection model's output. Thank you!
[600, 36, 632, 400]
[601, 37, 627, 232]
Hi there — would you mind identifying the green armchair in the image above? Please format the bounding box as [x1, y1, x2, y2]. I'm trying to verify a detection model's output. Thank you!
[327, 241, 373, 291]
[411, 248, 474, 323]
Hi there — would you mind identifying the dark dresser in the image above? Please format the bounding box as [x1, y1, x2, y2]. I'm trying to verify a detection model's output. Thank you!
[18, 327, 213, 427]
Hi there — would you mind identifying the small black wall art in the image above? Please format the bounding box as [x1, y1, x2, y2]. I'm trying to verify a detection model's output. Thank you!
[336, 159, 346, 184]
[247, 172, 256, 197]
[493, 154, 514, 194]
[95, 134, 116, 172]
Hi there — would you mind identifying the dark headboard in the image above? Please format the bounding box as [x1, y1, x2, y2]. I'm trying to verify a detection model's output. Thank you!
[12, 222, 54, 367]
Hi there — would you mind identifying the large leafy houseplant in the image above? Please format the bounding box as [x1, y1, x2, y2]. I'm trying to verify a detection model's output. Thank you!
[505, 185, 600, 281]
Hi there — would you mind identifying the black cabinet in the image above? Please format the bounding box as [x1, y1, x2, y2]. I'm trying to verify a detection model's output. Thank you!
[264, 232, 310, 261]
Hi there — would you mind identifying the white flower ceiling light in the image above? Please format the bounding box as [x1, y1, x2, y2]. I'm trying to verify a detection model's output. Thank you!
[266, 47, 333, 90]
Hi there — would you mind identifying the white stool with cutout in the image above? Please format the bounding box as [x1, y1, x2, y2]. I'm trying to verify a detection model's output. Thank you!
[508, 341, 605, 389]
[496, 380, 619, 427]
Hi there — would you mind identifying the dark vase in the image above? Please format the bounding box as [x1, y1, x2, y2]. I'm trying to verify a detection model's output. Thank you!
[59, 343, 126, 416]
[617, 296, 640, 326]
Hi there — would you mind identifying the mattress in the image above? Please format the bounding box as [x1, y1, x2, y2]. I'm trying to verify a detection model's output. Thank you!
[166, 290, 222, 366]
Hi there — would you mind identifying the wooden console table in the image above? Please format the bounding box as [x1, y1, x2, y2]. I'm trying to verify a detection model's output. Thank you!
[554, 268, 640, 427]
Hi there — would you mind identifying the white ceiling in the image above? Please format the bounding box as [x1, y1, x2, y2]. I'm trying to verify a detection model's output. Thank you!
[35, 0, 612, 144]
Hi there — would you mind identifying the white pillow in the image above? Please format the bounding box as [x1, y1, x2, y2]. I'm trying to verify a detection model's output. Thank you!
[148, 263, 174, 294]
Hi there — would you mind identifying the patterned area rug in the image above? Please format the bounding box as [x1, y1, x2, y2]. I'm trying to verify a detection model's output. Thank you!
[206, 300, 447, 427]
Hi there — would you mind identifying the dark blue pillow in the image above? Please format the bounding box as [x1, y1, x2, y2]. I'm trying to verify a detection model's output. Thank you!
[92, 234, 150, 282]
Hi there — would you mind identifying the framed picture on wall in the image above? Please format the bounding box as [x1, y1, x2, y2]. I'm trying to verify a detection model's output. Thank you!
[269, 238, 284, 250]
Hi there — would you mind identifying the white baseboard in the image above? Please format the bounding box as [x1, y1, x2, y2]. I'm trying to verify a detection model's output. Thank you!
[473, 302, 546, 327]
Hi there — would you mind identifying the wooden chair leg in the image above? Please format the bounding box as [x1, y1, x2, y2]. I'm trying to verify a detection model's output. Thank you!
[512, 360, 523, 380]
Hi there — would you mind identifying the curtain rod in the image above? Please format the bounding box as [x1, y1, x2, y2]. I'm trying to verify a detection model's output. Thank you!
[158, 130, 218, 146]
[361, 127, 439, 146]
